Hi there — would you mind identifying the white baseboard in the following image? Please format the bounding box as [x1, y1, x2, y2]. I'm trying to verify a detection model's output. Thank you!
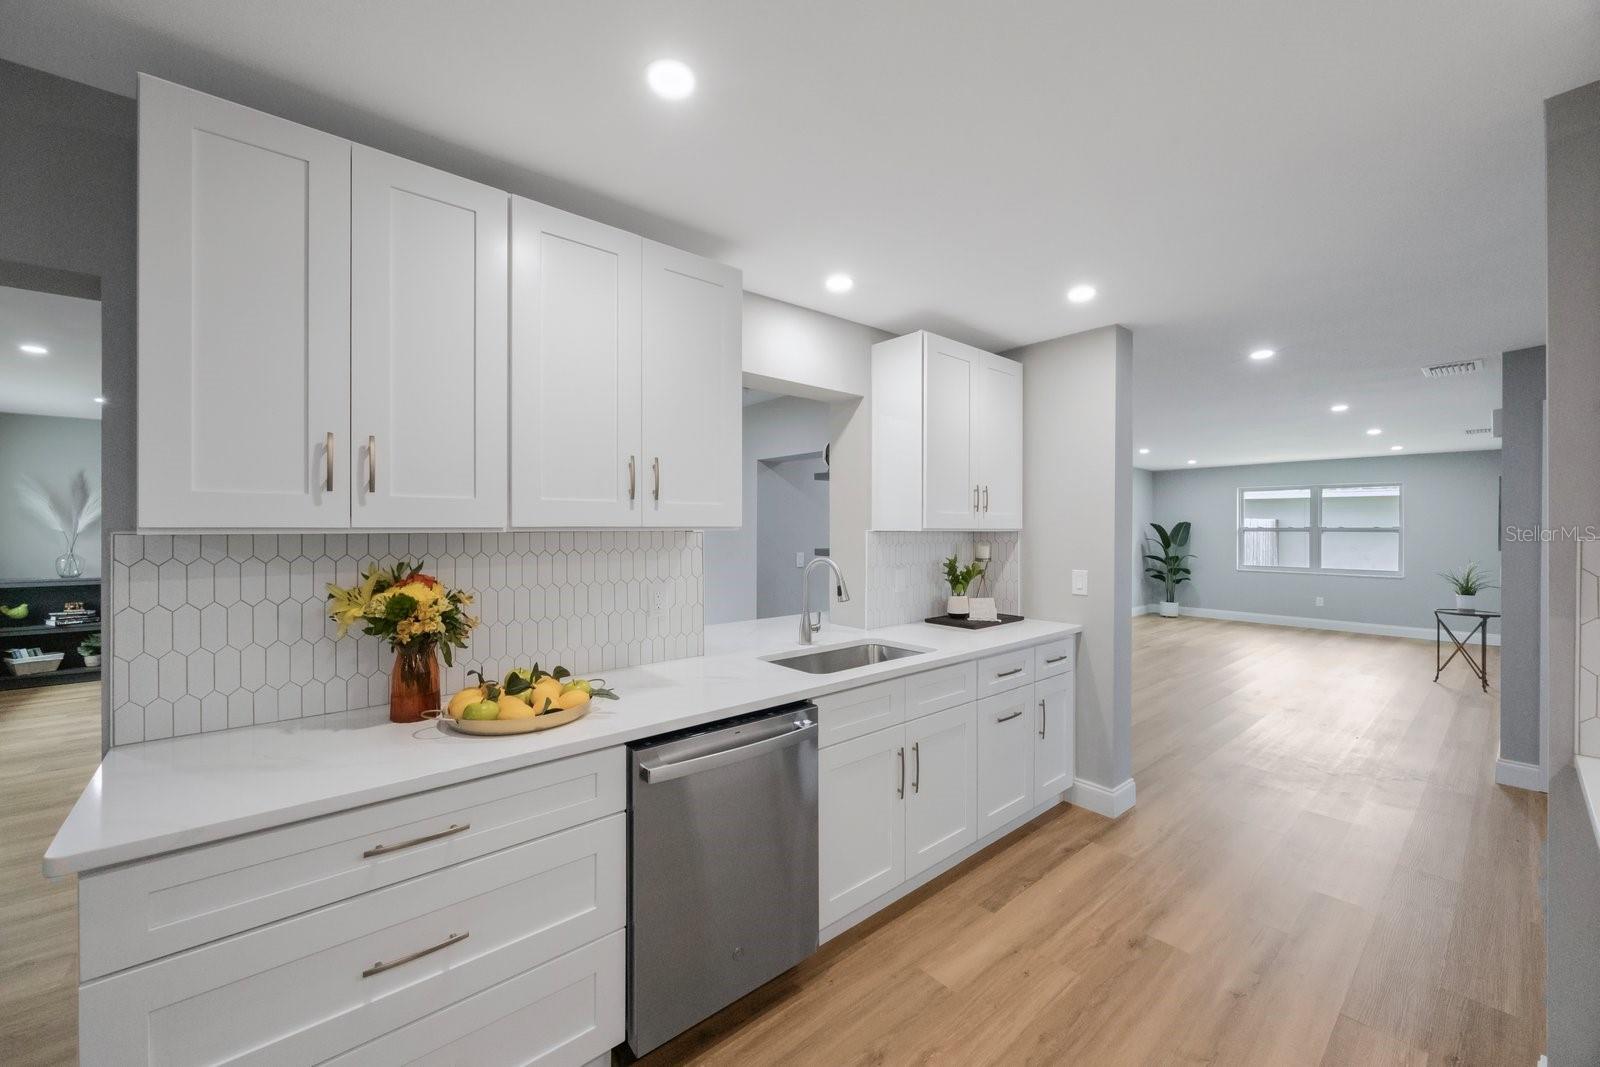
[1168, 605, 1501, 646]
[1131, 603, 1156, 617]
[1495, 753, 1548, 792]
[1071, 776, 1137, 818]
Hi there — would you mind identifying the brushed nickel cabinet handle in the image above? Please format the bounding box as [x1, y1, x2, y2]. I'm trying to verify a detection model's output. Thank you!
[997, 709, 1023, 724]
[628, 455, 637, 501]
[1044, 655, 1068, 665]
[912, 741, 921, 794]
[983, 485, 990, 512]
[995, 667, 1024, 678]
[362, 821, 470, 858]
[1039, 699, 1047, 738]
[361, 931, 469, 978]
[367, 435, 377, 494]
[652, 456, 661, 502]
[897, 746, 905, 798]
[324, 432, 335, 493]
[973, 484, 980, 512]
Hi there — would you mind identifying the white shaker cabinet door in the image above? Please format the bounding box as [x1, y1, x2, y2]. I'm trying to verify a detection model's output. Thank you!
[510, 198, 643, 528]
[977, 689, 1036, 837]
[137, 75, 352, 528]
[975, 353, 1024, 530]
[1032, 672, 1076, 805]
[350, 146, 508, 528]
[921, 334, 979, 530]
[818, 725, 906, 929]
[640, 241, 742, 528]
[904, 703, 978, 878]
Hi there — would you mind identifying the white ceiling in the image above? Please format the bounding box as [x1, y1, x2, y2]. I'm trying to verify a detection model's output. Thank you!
[4, 1, 1596, 467]
[0, 285, 102, 420]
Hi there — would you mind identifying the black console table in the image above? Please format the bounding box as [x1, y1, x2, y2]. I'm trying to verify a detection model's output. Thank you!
[0, 577, 102, 691]
[1433, 607, 1500, 693]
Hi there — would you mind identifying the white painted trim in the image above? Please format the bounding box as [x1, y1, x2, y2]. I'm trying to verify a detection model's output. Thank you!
[1131, 603, 1157, 617]
[1070, 776, 1137, 818]
[1171, 605, 1501, 646]
[821, 793, 1064, 944]
[1495, 754, 1548, 793]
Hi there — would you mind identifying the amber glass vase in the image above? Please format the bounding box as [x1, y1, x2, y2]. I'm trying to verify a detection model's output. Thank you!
[389, 641, 441, 724]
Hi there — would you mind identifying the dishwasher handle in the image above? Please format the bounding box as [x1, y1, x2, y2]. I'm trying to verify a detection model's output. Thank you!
[637, 719, 815, 784]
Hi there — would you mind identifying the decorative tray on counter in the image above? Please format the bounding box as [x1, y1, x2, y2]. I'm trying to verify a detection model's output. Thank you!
[924, 613, 1024, 630]
[430, 701, 593, 736]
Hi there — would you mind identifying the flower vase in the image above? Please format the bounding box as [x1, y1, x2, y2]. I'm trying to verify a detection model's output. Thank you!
[390, 642, 440, 724]
[55, 551, 84, 579]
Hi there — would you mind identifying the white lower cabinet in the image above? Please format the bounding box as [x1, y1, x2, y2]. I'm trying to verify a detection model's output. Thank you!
[977, 688, 1036, 837]
[904, 703, 978, 877]
[1033, 671, 1076, 805]
[818, 724, 907, 928]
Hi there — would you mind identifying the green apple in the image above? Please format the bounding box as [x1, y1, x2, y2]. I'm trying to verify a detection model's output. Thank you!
[460, 699, 500, 720]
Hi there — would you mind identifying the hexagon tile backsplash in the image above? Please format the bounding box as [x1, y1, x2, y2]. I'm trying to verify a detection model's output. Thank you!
[107, 531, 704, 746]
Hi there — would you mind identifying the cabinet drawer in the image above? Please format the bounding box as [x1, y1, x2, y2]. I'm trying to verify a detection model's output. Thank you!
[815, 678, 906, 748]
[80, 814, 626, 1067]
[1034, 638, 1076, 679]
[326, 930, 624, 1067]
[905, 661, 977, 720]
[80, 747, 625, 980]
[976, 648, 1034, 697]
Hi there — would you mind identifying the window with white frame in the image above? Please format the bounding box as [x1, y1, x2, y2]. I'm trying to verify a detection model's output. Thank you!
[1238, 484, 1402, 575]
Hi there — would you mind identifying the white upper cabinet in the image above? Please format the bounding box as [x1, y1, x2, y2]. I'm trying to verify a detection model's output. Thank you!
[351, 148, 508, 528]
[871, 331, 1024, 532]
[640, 241, 742, 528]
[510, 199, 643, 528]
[137, 76, 352, 529]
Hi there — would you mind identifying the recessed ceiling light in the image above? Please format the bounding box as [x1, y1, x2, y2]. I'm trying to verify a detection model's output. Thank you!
[1366, 427, 1382, 436]
[93, 396, 108, 405]
[1329, 403, 1349, 413]
[1390, 444, 1403, 451]
[1138, 447, 1150, 455]
[1186, 459, 1197, 465]
[646, 59, 696, 100]
[1065, 284, 1097, 304]
[824, 273, 854, 294]
[18, 343, 48, 355]
[1249, 348, 1276, 361]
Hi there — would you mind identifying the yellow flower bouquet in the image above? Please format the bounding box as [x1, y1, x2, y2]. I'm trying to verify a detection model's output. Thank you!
[326, 560, 477, 722]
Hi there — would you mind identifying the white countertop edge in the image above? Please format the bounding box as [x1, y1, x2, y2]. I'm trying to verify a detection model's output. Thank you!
[45, 617, 1080, 876]
[1576, 755, 1600, 849]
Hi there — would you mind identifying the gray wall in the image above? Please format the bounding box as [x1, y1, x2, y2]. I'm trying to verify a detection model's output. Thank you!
[1150, 450, 1503, 635]
[1008, 325, 1134, 793]
[1545, 78, 1600, 1067]
[755, 454, 829, 618]
[703, 394, 833, 623]
[1500, 347, 1545, 768]
[0, 412, 102, 580]
[1132, 467, 1154, 608]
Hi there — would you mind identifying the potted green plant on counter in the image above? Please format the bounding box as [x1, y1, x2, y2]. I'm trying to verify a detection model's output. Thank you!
[1441, 562, 1496, 611]
[1145, 521, 1194, 617]
[942, 555, 985, 619]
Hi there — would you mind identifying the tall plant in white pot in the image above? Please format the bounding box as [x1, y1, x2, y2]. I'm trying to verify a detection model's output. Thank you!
[1441, 562, 1496, 611]
[1145, 521, 1194, 617]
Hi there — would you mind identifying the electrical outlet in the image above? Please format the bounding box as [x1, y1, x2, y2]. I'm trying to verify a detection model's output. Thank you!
[796, 551, 806, 569]
[651, 586, 669, 616]
[1315, 596, 1325, 607]
[1071, 569, 1088, 596]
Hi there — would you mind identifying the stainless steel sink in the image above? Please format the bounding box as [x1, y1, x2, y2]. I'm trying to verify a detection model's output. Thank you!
[768, 642, 923, 674]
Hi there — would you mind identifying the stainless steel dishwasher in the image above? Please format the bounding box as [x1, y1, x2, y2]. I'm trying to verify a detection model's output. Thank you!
[626, 702, 819, 1057]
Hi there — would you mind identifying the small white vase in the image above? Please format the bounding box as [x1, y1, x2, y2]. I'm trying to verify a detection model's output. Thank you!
[1159, 601, 1180, 618]
[947, 595, 970, 618]
[82, 654, 101, 668]
[1455, 593, 1476, 611]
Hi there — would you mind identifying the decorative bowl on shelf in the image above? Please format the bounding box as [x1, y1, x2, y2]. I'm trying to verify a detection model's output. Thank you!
[432, 699, 593, 736]
[4, 650, 65, 677]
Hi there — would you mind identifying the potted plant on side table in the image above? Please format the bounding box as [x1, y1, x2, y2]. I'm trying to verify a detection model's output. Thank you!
[1145, 521, 1194, 618]
[1441, 562, 1496, 611]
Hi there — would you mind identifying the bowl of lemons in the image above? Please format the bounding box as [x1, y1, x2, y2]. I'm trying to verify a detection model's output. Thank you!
[440, 665, 619, 736]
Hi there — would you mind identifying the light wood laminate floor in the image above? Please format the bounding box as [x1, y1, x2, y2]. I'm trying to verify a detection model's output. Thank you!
[0, 681, 99, 1067]
[643, 617, 1545, 1066]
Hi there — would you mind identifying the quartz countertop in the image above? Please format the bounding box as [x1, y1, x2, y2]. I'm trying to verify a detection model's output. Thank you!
[45, 615, 1078, 876]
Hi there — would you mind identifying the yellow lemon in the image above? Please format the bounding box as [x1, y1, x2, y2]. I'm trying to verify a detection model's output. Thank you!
[496, 697, 539, 720]
[554, 689, 590, 712]
[447, 686, 485, 719]
[530, 679, 563, 709]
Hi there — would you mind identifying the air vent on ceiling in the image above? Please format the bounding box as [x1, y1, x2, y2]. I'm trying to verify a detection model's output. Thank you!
[1421, 359, 1483, 379]
[1464, 426, 1494, 436]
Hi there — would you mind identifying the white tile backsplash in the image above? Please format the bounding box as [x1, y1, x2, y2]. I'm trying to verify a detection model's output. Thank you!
[108, 531, 704, 746]
[865, 531, 1021, 628]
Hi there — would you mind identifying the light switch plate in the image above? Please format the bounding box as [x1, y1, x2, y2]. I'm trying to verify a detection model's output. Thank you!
[1315, 596, 1324, 607]
[796, 551, 806, 568]
[1071, 569, 1088, 596]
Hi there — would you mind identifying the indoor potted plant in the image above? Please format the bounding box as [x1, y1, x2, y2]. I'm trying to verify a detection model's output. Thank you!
[77, 631, 101, 668]
[326, 560, 478, 722]
[1441, 562, 1496, 611]
[942, 554, 985, 618]
[1145, 521, 1194, 617]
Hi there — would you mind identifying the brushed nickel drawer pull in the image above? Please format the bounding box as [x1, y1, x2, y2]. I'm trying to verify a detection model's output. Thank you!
[912, 741, 921, 794]
[897, 746, 905, 798]
[995, 667, 1024, 678]
[324, 432, 335, 493]
[973, 484, 980, 512]
[628, 455, 637, 501]
[367, 435, 377, 494]
[983, 485, 990, 512]
[1039, 699, 1047, 738]
[652, 456, 661, 502]
[1044, 655, 1069, 665]
[997, 709, 1023, 724]
[362, 822, 470, 858]
[361, 930, 469, 978]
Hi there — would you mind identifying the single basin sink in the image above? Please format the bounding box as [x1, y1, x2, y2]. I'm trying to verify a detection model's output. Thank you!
[768, 642, 923, 675]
